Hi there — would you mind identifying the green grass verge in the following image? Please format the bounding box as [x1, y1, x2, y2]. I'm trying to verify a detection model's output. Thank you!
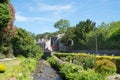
[0, 57, 25, 80]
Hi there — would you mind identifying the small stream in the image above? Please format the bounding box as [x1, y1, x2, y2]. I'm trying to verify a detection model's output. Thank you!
[32, 60, 62, 80]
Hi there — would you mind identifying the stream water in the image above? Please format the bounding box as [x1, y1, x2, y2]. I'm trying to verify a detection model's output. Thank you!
[32, 60, 62, 80]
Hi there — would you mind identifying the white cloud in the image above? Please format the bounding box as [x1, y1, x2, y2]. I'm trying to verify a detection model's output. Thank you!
[15, 14, 28, 22]
[38, 4, 72, 12]
[32, 17, 54, 22]
[15, 3, 74, 23]
[15, 13, 55, 22]
[28, 3, 73, 13]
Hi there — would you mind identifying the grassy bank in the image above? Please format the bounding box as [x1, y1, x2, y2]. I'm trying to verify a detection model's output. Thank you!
[0, 57, 25, 80]
[0, 56, 37, 80]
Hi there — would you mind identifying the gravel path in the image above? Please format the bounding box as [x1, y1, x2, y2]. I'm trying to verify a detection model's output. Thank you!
[32, 60, 62, 80]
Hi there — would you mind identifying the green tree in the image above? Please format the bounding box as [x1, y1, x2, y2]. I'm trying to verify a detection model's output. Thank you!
[106, 21, 120, 49]
[0, 2, 11, 30]
[54, 19, 70, 33]
[0, 0, 10, 3]
[86, 22, 109, 50]
[73, 19, 96, 50]
[12, 28, 43, 59]
[0, 1, 16, 55]
[61, 27, 75, 51]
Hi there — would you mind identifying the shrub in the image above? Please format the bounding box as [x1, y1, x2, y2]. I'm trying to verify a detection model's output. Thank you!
[54, 53, 75, 59]
[47, 57, 57, 67]
[0, 64, 6, 73]
[96, 56, 120, 73]
[113, 57, 120, 73]
[94, 59, 117, 75]
[47, 56, 106, 80]
[59, 63, 84, 77]
[74, 54, 96, 69]
[55, 53, 96, 70]
[59, 63, 106, 80]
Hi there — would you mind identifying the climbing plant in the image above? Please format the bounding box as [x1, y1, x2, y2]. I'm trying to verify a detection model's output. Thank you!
[0, 1, 11, 30]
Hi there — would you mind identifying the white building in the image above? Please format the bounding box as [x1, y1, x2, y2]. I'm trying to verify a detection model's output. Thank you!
[36, 34, 69, 52]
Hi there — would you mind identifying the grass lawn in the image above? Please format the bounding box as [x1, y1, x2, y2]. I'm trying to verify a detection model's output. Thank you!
[0, 57, 25, 80]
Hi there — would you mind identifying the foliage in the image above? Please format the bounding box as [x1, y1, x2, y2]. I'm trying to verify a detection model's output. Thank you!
[86, 21, 120, 50]
[94, 59, 117, 75]
[12, 28, 43, 59]
[47, 56, 106, 80]
[54, 19, 70, 33]
[0, 3, 11, 30]
[96, 56, 120, 73]
[74, 54, 96, 70]
[55, 53, 96, 70]
[107, 26, 120, 49]
[0, 64, 6, 73]
[114, 58, 120, 73]
[61, 27, 75, 48]
[35, 19, 120, 50]
[55, 53, 120, 73]
[47, 57, 58, 67]
[86, 23, 109, 49]
[0, 0, 16, 57]
[59, 63, 83, 79]
[0, 53, 5, 59]
[0, 57, 25, 79]
[59, 62, 106, 80]
[72, 19, 96, 50]
[35, 31, 60, 41]
[9, 58, 37, 79]
[0, 0, 10, 3]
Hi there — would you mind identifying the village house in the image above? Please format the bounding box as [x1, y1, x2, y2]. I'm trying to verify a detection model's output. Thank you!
[36, 34, 69, 52]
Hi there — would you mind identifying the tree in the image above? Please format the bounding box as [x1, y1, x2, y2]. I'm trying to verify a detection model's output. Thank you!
[0, 2, 11, 30]
[0, 0, 10, 3]
[12, 28, 43, 59]
[61, 27, 75, 51]
[0, 1, 16, 55]
[73, 19, 96, 50]
[75, 19, 96, 39]
[106, 21, 120, 49]
[54, 19, 70, 33]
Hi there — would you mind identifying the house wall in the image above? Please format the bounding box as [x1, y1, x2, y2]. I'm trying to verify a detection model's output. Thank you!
[45, 39, 52, 52]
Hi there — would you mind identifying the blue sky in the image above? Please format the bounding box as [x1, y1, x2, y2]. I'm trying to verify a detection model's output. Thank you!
[11, 0, 120, 34]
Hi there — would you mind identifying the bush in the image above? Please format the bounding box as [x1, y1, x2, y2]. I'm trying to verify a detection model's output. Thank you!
[113, 57, 120, 73]
[47, 56, 106, 80]
[59, 62, 106, 80]
[47, 57, 57, 67]
[74, 54, 96, 69]
[59, 63, 84, 78]
[54, 53, 75, 59]
[96, 56, 120, 73]
[94, 59, 117, 75]
[55, 53, 96, 70]
[55, 53, 120, 73]
[0, 64, 6, 73]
